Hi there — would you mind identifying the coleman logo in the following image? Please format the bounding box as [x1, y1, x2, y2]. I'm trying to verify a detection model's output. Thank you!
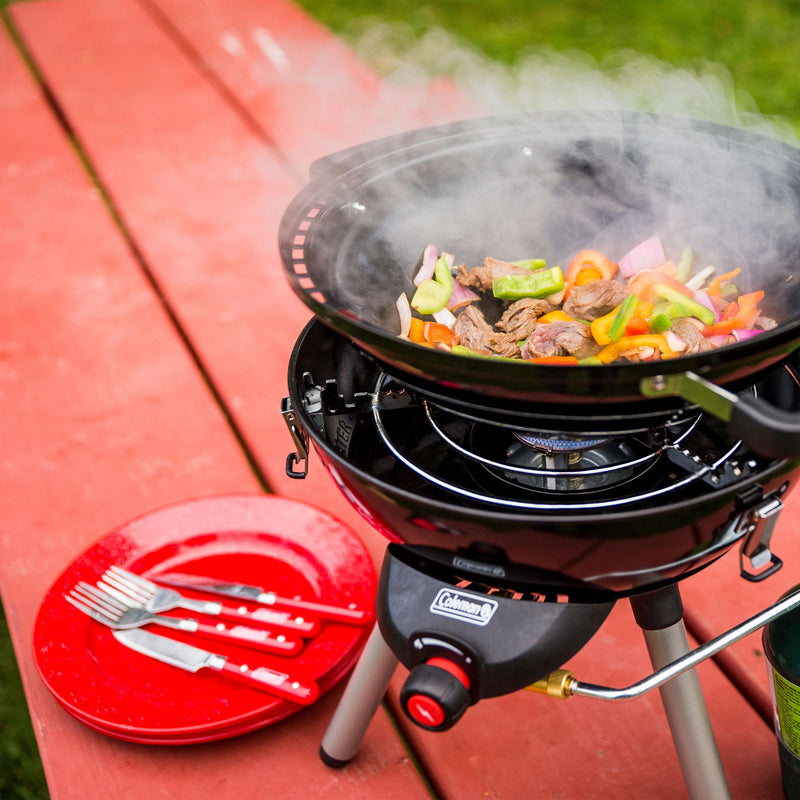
[429, 589, 498, 626]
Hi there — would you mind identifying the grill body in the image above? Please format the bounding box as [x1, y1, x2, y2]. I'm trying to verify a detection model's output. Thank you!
[287, 319, 800, 593]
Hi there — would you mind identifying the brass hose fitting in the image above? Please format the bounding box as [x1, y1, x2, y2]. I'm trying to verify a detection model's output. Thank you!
[526, 668, 575, 699]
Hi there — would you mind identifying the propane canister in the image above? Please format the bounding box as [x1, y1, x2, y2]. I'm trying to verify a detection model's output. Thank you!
[764, 589, 800, 799]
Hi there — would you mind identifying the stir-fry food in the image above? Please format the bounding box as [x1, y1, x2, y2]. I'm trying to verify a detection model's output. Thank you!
[394, 236, 777, 365]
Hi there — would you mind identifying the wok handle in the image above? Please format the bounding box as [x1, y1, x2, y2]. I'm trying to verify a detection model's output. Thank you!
[729, 394, 800, 460]
[640, 371, 800, 460]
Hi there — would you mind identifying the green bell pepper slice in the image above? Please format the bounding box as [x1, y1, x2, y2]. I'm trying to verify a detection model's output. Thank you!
[411, 279, 450, 314]
[411, 255, 455, 315]
[434, 255, 454, 294]
[512, 258, 547, 270]
[493, 267, 564, 301]
[451, 345, 521, 363]
[607, 295, 638, 343]
[675, 246, 693, 283]
[652, 284, 715, 326]
[648, 312, 673, 333]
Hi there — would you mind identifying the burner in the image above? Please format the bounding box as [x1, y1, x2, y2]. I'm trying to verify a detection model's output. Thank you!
[513, 433, 613, 454]
[502, 435, 642, 492]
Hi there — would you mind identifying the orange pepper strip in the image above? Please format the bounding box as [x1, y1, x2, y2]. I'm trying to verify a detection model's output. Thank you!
[575, 267, 602, 286]
[654, 260, 678, 277]
[538, 310, 574, 324]
[625, 319, 650, 336]
[408, 317, 426, 343]
[423, 321, 457, 347]
[527, 356, 580, 365]
[707, 268, 742, 298]
[563, 250, 618, 300]
[627, 269, 693, 302]
[703, 290, 764, 336]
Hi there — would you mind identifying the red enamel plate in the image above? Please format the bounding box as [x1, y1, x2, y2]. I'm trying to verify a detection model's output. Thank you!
[33, 494, 376, 744]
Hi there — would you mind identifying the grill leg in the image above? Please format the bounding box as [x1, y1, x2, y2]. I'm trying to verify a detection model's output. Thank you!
[631, 585, 731, 800]
[320, 623, 399, 767]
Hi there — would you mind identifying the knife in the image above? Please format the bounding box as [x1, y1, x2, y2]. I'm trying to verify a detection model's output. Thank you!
[156, 574, 373, 625]
[113, 628, 320, 705]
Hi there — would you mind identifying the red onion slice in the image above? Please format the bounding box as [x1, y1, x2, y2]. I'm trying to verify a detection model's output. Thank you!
[618, 236, 667, 278]
[705, 334, 732, 347]
[433, 308, 457, 328]
[447, 280, 479, 311]
[413, 244, 438, 286]
[396, 292, 412, 337]
[731, 328, 763, 342]
[693, 290, 719, 322]
[665, 331, 687, 352]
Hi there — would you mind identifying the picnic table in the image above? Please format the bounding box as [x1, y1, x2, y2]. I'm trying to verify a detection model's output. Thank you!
[3, 0, 800, 796]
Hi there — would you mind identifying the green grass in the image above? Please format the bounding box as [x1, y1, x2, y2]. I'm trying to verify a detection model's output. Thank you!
[0, 605, 48, 800]
[295, 0, 800, 133]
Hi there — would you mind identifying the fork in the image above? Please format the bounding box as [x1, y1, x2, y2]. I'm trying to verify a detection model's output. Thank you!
[66, 582, 303, 655]
[102, 566, 320, 636]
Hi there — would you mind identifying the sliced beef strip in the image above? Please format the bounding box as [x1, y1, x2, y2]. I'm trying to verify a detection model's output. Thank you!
[456, 257, 532, 293]
[755, 316, 778, 331]
[563, 280, 628, 320]
[486, 331, 522, 358]
[496, 298, 554, 340]
[670, 318, 714, 354]
[452, 305, 495, 353]
[523, 321, 601, 360]
[452, 304, 523, 358]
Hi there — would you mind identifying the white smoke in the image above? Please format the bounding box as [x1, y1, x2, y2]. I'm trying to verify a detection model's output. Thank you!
[295, 19, 800, 330]
[341, 20, 796, 143]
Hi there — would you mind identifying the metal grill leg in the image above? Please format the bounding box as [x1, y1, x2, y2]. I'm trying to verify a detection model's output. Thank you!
[320, 623, 399, 767]
[632, 586, 731, 800]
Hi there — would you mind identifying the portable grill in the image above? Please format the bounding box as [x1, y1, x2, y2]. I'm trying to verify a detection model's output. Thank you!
[278, 112, 800, 799]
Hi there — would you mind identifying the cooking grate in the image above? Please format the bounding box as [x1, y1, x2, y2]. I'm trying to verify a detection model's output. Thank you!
[370, 373, 749, 511]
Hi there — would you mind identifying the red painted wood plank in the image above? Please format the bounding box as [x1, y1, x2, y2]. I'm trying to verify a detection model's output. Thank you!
[8, 0, 793, 795]
[140, 0, 478, 166]
[680, 494, 800, 718]
[8, 0, 390, 566]
[0, 21, 427, 800]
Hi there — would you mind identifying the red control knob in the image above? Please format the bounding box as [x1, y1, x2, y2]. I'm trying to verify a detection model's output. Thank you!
[406, 694, 446, 727]
[399, 657, 471, 731]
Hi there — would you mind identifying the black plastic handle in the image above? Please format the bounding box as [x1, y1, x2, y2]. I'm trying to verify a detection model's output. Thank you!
[285, 452, 307, 479]
[740, 552, 784, 582]
[729, 394, 800, 460]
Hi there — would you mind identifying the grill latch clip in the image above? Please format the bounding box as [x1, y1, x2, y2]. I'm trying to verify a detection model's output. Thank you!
[738, 495, 784, 582]
[281, 396, 308, 479]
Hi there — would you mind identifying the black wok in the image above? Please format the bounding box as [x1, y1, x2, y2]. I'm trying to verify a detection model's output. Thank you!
[279, 112, 800, 457]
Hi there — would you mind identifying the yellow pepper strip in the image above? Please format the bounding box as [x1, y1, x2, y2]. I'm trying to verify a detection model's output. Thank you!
[595, 334, 678, 364]
[590, 304, 622, 346]
[538, 310, 574, 324]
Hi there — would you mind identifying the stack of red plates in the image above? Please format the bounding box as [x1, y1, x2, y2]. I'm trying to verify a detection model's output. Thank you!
[33, 494, 376, 744]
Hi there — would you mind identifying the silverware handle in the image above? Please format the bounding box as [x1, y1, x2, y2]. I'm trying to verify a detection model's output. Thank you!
[210, 600, 322, 636]
[214, 659, 320, 704]
[178, 597, 225, 616]
[187, 619, 303, 656]
[242, 606, 320, 636]
[259, 593, 373, 625]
